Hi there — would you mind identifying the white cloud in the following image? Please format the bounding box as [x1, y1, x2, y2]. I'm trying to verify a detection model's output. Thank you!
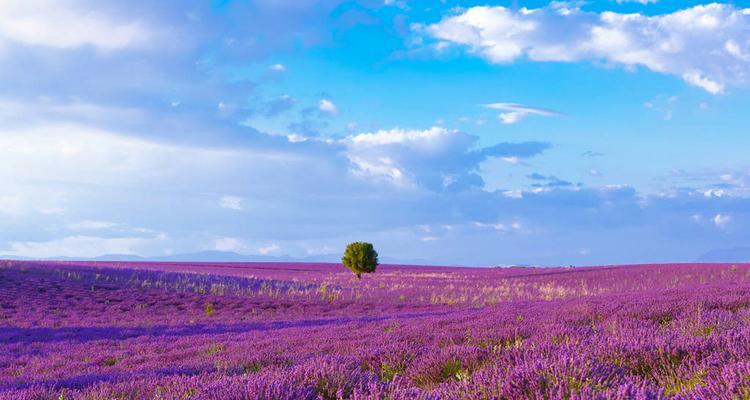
[0, 123, 301, 189]
[682, 71, 724, 94]
[725, 40, 750, 62]
[703, 189, 726, 198]
[424, 4, 750, 93]
[342, 126, 550, 190]
[257, 243, 280, 255]
[347, 126, 455, 147]
[5, 235, 153, 258]
[503, 190, 524, 199]
[304, 245, 335, 256]
[269, 63, 287, 72]
[484, 103, 562, 124]
[342, 127, 461, 185]
[346, 155, 406, 183]
[714, 213, 731, 228]
[66, 220, 119, 230]
[318, 99, 338, 115]
[286, 133, 308, 143]
[474, 220, 524, 233]
[214, 237, 245, 252]
[220, 196, 243, 211]
[0, 0, 151, 50]
[498, 112, 524, 124]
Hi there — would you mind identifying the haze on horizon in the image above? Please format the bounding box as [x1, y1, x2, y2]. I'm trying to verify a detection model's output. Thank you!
[1, 0, 750, 266]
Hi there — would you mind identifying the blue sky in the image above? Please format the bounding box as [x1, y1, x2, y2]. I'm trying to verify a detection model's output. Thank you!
[1, 0, 750, 265]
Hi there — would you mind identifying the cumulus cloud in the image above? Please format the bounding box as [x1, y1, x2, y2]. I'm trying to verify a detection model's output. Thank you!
[342, 126, 550, 191]
[484, 103, 563, 124]
[0, 0, 152, 50]
[704, 189, 726, 198]
[423, 3, 750, 93]
[714, 213, 731, 229]
[318, 99, 338, 115]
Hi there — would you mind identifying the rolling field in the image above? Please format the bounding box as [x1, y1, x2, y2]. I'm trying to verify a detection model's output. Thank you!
[3, 261, 750, 399]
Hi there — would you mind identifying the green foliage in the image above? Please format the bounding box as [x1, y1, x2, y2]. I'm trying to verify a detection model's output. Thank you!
[205, 342, 225, 355]
[380, 362, 405, 382]
[241, 361, 264, 374]
[341, 242, 378, 279]
[413, 358, 469, 388]
[440, 359, 466, 381]
[99, 356, 120, 367]
[663, 370, 706, 395]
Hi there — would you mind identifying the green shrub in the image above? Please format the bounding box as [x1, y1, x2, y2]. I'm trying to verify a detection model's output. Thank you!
[380, 362, 405, 382]
[99, 356, 120, 367]
[341, 242, 378, 279]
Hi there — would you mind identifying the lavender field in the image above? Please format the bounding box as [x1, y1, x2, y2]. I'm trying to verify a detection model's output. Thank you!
[3, 261, 750, 399]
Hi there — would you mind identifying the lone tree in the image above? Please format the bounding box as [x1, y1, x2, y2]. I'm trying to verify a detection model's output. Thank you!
[342, 242, 378, 279]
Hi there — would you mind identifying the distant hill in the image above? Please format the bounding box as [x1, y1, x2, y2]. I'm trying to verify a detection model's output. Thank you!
[697, 247, 750, 262]
[153, 251, 295, 263]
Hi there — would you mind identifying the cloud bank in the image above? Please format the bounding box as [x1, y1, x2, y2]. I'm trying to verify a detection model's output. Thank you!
[0, 0, 153, 50]
[423, 3, 750, 93]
